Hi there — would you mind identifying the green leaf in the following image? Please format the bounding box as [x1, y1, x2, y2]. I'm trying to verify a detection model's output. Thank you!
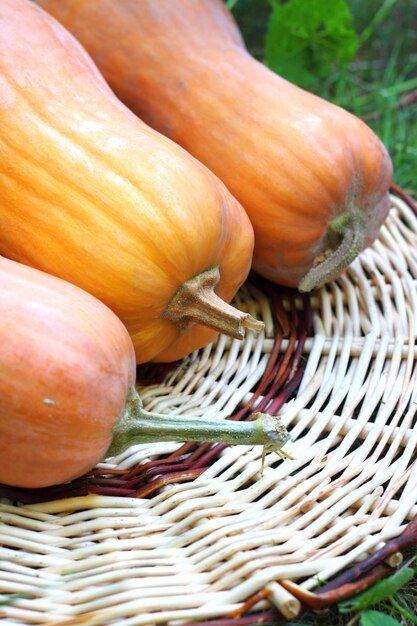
[339, 567, 415, 612]
[264, 0, 358, 88]
[360, 610, 403, 626]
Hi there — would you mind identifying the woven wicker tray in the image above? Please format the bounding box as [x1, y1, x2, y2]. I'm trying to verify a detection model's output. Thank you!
[1, 191, 417, 625]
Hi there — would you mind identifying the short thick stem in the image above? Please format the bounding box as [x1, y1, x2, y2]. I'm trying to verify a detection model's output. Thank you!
[163, 265, 264, 339]
[298, 208, 366, 292]
[106, 386, 290, 458]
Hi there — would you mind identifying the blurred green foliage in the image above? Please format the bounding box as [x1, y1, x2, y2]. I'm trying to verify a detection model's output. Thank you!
[265, 0, 358, 89]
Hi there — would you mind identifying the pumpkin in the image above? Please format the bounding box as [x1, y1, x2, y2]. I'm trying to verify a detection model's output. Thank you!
[0, 256, 289, 489]
[38, 0, 393, 290]
[0, 0, 262, 366]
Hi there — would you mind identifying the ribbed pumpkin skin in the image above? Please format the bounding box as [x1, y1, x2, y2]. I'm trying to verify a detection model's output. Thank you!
[0, 0, 254, 364]
[38, 0, 393, 287]
[0, 256, 136, 488]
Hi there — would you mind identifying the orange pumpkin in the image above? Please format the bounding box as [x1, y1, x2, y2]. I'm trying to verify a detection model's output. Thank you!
[0, 256, 289, 489]
[0, 0, 262, 366]
[38, 0, 393, 290]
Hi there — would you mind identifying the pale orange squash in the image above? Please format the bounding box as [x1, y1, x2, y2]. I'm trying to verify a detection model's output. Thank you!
[0, 255, 135, 488]
[0, 0, 262, 366]
[38, 0, 393, 290]
[0, 256, 288, 489]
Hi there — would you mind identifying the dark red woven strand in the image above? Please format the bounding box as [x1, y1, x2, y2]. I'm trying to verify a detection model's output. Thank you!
[390, 182, 417, 213]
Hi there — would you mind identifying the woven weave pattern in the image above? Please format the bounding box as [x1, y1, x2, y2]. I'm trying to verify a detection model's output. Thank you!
[1, 194, 417, 625]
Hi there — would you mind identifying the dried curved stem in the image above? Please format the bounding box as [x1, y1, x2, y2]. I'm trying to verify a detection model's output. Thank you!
[298, 209, 366, 292]
[163, 265, 264, 338]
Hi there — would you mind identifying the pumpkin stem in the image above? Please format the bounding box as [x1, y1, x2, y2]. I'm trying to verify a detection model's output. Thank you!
[106, 385, 290, 458]
[162, 265, 264, 339]
[298, 208, 366, 292]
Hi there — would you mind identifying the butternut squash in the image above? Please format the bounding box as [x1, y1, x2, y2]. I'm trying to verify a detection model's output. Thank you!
[38, 0, 394, 290]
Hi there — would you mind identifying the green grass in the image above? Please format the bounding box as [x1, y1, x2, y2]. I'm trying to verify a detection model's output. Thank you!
[318, 48, 417, 191]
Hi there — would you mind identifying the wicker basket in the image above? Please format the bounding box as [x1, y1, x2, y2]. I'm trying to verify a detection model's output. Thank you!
[1, 191, 417, 625]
